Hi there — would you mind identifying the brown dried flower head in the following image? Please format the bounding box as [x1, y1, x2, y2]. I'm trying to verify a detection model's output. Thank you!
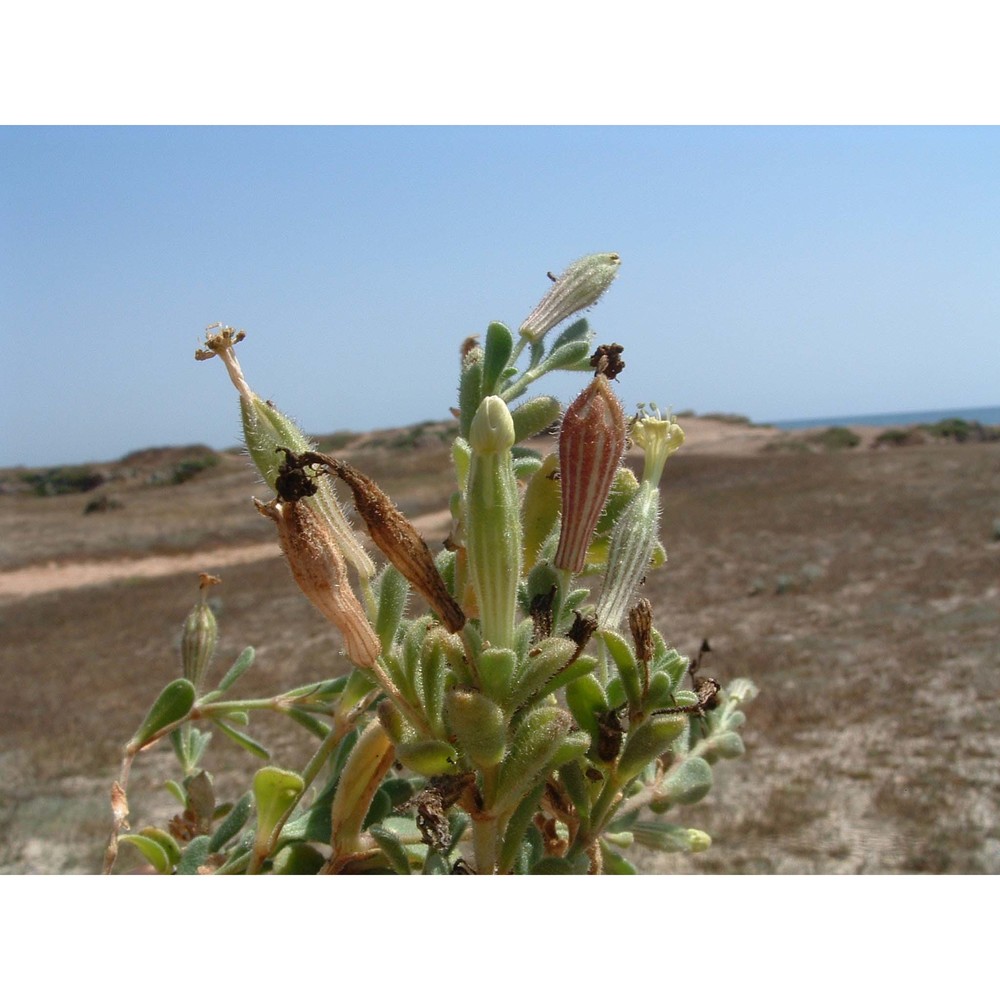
[255, 496, 381, 669]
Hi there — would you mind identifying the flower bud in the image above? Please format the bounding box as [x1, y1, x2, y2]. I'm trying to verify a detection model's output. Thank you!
[465, 396, 521, 648]
[255, 497, 381, 669]
[519, 253, 621, 343]
[469, 394, 516, 453]
[554, 374, 627, 574]
[180, 575, 220, 692]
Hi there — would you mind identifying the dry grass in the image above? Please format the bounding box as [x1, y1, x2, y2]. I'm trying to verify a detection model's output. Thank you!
[2, 431, 999, 873]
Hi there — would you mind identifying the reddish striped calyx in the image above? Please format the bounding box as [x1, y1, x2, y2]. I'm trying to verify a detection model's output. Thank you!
[554, 373, 628, 574]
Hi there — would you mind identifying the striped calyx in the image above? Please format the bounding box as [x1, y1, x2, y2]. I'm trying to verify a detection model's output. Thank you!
[554, 374, 627, 574]
[519, 253, 621, 343]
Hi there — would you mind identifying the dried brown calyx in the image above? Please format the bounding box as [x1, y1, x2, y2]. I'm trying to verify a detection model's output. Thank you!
[298, 451, 466, 634]
[254, 494, 382, 669]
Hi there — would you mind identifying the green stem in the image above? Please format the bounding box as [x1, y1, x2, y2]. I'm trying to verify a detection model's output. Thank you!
[473, 766, 501, 874]
[569, 772, 622, 861]
[472, 815, 500, 875]
[500, 366, 542, 403]
[214, 849, 252, 875]
[195, 697, 280, 716]
[508, 335, 529, 370]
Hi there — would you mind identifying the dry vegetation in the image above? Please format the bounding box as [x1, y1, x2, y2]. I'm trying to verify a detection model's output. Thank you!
[2, 418, 998, 873]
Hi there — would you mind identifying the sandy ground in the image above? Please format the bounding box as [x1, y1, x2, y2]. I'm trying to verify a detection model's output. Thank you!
[0, 510, 454, 600]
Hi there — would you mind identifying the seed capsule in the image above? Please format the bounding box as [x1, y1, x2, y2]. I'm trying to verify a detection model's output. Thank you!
[180, 575, 220, 692]
[554, 374, 627, 574]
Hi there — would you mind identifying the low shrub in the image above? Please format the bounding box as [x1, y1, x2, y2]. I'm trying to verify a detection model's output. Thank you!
[808, 426, 861, 450]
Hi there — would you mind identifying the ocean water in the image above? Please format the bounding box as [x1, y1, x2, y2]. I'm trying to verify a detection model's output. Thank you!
[769, 405, 1000, 431]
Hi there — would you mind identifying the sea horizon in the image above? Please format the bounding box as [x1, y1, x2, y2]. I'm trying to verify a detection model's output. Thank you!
[764, 404, 1000, 431]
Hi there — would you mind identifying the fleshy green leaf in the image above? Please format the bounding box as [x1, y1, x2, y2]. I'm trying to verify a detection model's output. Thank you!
[700, 731, 745, 763]
[477, 646, 518, 706]
[394, 739, 461, 777]
[565, 674, 608, 739]
[375, 564, 409, 649]
[509, 637, 576, 710]
[658, 755, 714, 806]
[119, 833, 172, 874]
[128, 678, 196, 750]
[369, 824, 412, 874]
[530, 853, 589, 874]
[511, 395, 561, 444]
[137, 827, 182, 866]
[534, 653, 599, 702]
[617, 714, 689, 784]
[217, 646, 255, 692]
[601, 629, 642, 711]
[213, 718, 270, 759]
[175, 835, 212, 875]
[630, 821, 712, 854]
[363, 788, 393, 828]
[208, 792, 253, 852]
[495, 705, 573, 812]
[253, 766, 305, 850]
[271, 843, 326, 874]
[482, 322, 514, 397]
[286, 708, 330, 740]
[445, 688, 506, 768]
[423, 851, 450, 875]
[600, 843, 638, 874]
[164, 779, 186, 805]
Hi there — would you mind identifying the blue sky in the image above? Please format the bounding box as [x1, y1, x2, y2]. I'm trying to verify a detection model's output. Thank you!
[2, 125, 998, 468]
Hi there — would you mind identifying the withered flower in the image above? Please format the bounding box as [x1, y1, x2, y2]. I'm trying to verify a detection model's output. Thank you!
[196, 323, 374, 581]
[302, 453, 466, 634]
[255, 496, 381, 669]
